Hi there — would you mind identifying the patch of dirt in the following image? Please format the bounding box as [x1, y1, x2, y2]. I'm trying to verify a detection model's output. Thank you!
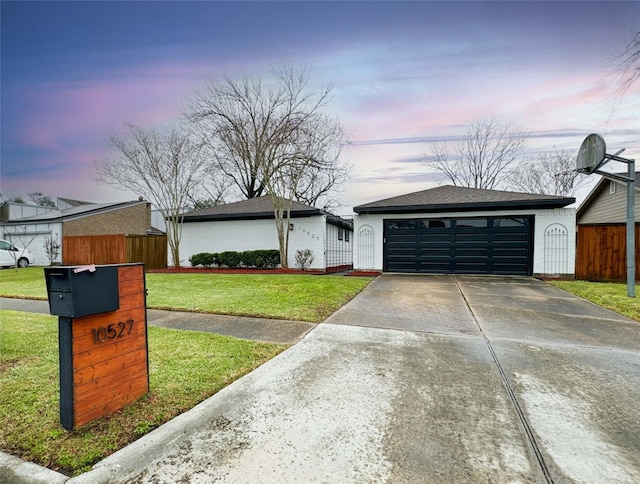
[0, 358, 21, 374]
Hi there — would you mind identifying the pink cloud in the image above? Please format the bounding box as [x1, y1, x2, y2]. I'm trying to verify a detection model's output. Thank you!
[14, 60, 219, 153]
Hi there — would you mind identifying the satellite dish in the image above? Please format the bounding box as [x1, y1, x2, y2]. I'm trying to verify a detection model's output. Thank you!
[576, 133, 606, 174]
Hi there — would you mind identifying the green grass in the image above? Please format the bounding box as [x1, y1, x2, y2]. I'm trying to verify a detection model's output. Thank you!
[0, 267, 48, 299]
[0, 268, 373, 322]
[549, 280, 640, 322]
[0, 268, 373, 475]
[0, 310, 287, 476]
[145, 273, 371, 322]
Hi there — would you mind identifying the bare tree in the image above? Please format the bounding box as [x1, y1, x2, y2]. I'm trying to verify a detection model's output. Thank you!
[291, 115, 349, 209]
[43, 233, 61, 265]
[259, 110, 346, 267]
[96, 124, 208, 267]
[615, 31, 640, 97]
[0, 190, 25, 204]
[185, 66, 347, 267]
[508, 152, 588, 197]
[424, 118, 526, 190]
[28, 192, 56, 207]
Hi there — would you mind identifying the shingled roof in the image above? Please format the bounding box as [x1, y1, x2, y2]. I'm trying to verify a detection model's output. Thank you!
[1, 200, 148, 224]
[354, 185, 575, 214]
[180, 195, 324, 222]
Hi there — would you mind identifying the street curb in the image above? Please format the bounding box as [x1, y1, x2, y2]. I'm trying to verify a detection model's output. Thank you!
[0, 452, 68, 484]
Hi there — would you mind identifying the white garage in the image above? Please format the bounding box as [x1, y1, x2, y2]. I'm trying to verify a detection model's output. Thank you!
[353, 185, 576, 277]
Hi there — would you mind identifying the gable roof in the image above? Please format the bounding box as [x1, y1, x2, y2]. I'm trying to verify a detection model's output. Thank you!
[180, 195, 352, 229]
[181, 195, 323, 222]
[0, 200, 148, 224]
[576, 172, 640, 219]
[354, 185, 575, 214]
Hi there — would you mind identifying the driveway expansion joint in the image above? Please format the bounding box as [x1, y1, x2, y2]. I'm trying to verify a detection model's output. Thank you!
[453, 276, 556, 484]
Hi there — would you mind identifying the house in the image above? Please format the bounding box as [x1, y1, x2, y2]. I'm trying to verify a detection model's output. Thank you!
[575, 172, 640, 281]
[352, 185, 576, 277]
[0, 198, 155, 265]
[177, 196, 353, 271]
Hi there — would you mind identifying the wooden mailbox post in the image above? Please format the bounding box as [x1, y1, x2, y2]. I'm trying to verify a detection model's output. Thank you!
[44, 263, 149, 430]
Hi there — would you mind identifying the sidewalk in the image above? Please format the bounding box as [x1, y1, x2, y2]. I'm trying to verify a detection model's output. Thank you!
[0, 298, 315, 344]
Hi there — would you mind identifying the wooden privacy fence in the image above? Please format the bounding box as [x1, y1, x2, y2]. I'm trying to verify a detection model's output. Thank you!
[576, 224, 640, 281]
[63, 234, 167, 270]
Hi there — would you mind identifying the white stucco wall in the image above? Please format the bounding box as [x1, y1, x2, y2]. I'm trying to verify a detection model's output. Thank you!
[353, 208, 576, 276]
[178, 216, 329, 269]
[531, 208, 576, 276]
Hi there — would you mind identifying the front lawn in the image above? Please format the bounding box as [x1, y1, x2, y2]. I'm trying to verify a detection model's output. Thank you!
[0, 266, 48, 299]
[0, 310, 287, 476]
[0, 268, 373, 476]
[145, 272, 371, 321]
[549, 280, 640, 322]
[0, 267, 374, 322]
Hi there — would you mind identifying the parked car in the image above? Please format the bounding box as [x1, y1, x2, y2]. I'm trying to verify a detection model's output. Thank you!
[0, 239, 35, 268]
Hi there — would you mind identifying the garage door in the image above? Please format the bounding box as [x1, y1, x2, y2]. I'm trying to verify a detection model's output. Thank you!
[384, 216, 533, 275]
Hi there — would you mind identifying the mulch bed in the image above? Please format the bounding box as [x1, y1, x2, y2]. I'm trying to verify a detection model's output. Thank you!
[147, 268, 380, 277]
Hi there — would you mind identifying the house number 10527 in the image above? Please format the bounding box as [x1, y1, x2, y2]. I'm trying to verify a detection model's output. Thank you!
[91, 319, 134, 343]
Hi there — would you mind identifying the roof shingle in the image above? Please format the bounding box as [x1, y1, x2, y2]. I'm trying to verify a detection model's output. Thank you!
[180, 195, 322, 222]
[354, 185, 575, 214]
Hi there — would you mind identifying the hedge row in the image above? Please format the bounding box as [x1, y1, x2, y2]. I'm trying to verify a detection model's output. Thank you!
[189, 250, 281, 269]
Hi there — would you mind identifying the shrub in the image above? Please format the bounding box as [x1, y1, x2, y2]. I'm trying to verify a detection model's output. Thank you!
[295, 249, 315, 271]
[253, 250, 280, 269]
[189, 252, 217, 268]
[217, 251, 242, 268]
[241, 250, 259, 268]
[191, 250, 280, 269]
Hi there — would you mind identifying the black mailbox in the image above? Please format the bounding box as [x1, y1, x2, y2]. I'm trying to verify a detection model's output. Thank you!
[44, 265, 119, 318]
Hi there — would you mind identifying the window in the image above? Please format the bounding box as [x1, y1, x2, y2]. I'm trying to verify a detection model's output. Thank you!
[610, 181, 617, 194]
[345, 230, 350, 242]
[494, 217, 528, 227]
[338, 228, 344, 241]
[421, 219, 450, 229]
[387, 220, 418, 230]
[455, 218, 487, 228]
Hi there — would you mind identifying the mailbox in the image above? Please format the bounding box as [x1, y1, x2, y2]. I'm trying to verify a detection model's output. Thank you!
[44, 263, 148, 430]
[44, 265, 119, 318]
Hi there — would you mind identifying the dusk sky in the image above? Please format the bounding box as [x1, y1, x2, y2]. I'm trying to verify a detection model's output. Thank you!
[1, 1, 638, 213]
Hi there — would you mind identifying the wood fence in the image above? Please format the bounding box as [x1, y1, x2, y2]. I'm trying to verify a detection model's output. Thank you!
[576, 224, 640, 281]
[63, 234, 167, 270]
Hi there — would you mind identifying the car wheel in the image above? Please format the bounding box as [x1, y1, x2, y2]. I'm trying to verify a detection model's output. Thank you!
[18, 257, 29, 268]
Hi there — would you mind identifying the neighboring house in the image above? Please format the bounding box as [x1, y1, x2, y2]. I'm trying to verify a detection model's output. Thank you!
[575, 172, 640, 281]
[0, 198, 154, 265]
[178, 196, 353, 271]
[353, 185, 576, 277]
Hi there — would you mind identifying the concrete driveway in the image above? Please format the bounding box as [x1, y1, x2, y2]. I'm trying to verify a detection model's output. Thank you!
[6, 275, 640, 483]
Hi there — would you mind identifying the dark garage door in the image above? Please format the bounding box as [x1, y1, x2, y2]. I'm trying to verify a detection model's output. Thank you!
[384, 216, 533, 275]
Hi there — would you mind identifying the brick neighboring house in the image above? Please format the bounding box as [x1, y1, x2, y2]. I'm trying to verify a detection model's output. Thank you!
[0, 198, 154, 265]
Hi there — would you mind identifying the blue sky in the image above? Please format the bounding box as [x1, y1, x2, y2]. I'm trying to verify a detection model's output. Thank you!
[1, 1, 638, 211]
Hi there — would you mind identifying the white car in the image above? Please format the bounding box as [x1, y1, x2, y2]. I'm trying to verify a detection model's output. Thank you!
[0, 239, 35, 268]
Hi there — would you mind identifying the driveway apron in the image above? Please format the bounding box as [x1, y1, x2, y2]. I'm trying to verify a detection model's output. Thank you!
[33, 275, 640, 483]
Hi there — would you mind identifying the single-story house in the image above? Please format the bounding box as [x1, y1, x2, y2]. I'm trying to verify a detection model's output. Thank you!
[353, 185, 576, 277]
[0, 198, 154, 265]
[177, 196, 353, 271]
[575, 172, 639, 281]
